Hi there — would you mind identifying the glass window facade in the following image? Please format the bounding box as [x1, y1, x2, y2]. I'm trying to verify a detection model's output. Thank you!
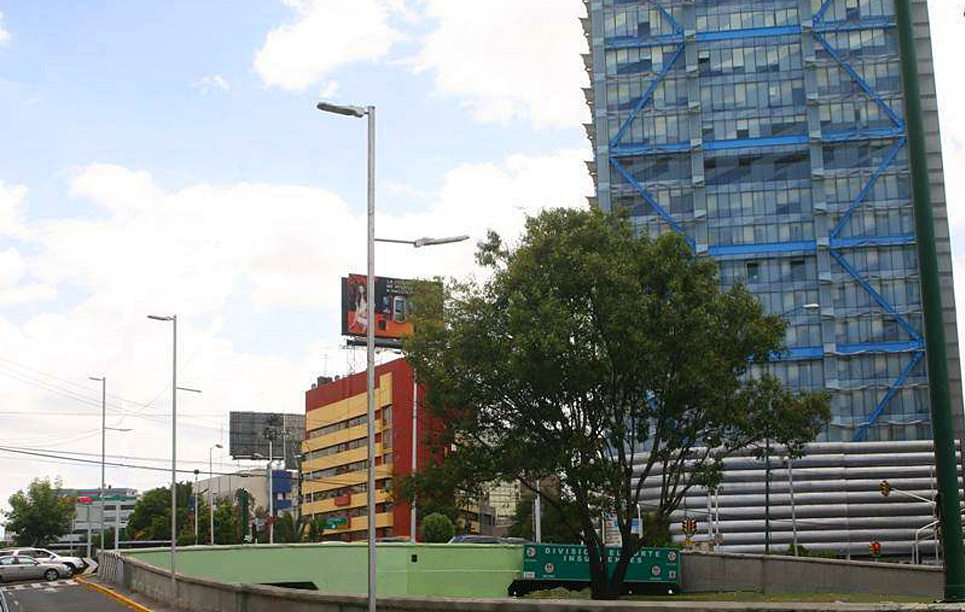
[587, 0, 959, 442]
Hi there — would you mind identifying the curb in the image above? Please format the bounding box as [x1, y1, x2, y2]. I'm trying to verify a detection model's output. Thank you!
[76, 576, 155, 612]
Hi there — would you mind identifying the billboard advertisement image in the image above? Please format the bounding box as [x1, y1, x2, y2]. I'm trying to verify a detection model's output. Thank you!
[341, 274, 417, 347]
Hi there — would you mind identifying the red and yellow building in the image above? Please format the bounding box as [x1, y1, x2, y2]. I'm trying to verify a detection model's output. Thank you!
[301, 358, 433, 541]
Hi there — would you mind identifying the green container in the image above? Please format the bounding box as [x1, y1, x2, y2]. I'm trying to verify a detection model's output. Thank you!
[521, 544, 679, 585]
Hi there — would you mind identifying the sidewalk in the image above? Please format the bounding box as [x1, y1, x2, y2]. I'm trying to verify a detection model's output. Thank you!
[84, 575, 180, 612]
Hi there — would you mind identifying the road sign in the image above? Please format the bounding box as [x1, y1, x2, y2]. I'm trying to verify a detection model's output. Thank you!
[521, 544, 679, 585]
[326, 517, 348, 529]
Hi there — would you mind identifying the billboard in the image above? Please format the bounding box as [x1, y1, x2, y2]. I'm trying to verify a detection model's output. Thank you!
[229, 412, 306, 469]
[341, 274, 417, 348]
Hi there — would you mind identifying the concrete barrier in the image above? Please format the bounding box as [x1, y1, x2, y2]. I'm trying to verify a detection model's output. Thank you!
[98, 548, 947, 611]
[681, 551, 942, 599]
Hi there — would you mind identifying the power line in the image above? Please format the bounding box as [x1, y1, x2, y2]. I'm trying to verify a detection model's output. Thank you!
[0, 445, 383, 488]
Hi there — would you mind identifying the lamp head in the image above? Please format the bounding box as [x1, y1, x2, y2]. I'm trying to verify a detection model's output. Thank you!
[316, 102, 367, 118]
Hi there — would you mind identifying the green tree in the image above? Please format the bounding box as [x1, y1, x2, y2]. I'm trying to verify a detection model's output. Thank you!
[126, 483, 193, 541]
[401, 209, 830, 599]
[274, 513, 310, 543]
[420, 512, 454, 543]
[4, 478, 76, 546]
[307, 516, 327, 542]
[212, 496, 242, 545]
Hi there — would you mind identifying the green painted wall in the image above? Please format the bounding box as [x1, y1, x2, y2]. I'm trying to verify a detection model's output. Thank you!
[124, 543, 523, 599]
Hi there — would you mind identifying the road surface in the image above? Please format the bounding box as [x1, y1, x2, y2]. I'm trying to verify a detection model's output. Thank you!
[1, 579, 137, 611]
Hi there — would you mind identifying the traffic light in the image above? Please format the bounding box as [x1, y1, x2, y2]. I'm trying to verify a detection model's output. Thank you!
[681, 518, 697, 535]
[879, 480, 891, 497]
[869, 540, 881, 557]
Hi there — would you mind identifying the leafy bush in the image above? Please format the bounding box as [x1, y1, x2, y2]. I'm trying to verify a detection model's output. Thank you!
[420, 512, 455, 543]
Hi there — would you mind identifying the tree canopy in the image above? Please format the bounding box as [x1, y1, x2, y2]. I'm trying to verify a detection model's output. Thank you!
[3, 478, 76, 546]
[401, 209, 830, 599]
[126, 483, 194, 542]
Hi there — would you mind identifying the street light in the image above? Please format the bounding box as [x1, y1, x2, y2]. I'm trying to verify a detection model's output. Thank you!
[376, 234, 470, 543]
[764, 302, 821, 554]
[264, 430, 277, 545]
[317, 99, 470, 610]
[316, 99, 376, 612]
[316, 102, 366, 117]
[209, 443, 222, 545]
[375, 235, 470, 248]
[147, 313, 178, 597]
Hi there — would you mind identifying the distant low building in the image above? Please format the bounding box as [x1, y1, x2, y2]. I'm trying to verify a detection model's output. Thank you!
[194, 468, 296, 517]
[58, 488, 139, 548]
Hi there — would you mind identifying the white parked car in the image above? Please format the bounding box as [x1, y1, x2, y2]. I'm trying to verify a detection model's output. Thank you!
[0, 548, 85, 576]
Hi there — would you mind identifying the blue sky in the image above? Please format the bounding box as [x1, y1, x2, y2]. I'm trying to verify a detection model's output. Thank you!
[0, 0, 964, 518]
[0, 0, 593, 512]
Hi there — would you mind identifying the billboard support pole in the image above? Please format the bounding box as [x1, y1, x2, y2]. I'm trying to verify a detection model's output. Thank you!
[411, 376, 418, 541]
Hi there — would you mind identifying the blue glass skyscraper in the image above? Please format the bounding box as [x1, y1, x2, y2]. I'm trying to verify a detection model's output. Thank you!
[583, 0, 960, 442]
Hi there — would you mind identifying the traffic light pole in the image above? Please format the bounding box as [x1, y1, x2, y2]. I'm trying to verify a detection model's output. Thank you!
[894, 0, 965, 601]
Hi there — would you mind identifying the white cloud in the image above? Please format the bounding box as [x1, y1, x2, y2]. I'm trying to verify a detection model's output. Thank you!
[414, 0, 589, 129]
[0, 181, 27, 237]
[930, 2, 965, 234]
[191, 75, 230, 95]
[0, 12, 10, 45]
[0, 150, 590, 509]
[929, 3, 965, 392]
[254, 0, 403, 92]
[318, 79, 339, 100]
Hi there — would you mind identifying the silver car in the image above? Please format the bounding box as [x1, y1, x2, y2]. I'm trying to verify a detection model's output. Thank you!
[0, 548, 84, 575]
[0, 555, 68, 583]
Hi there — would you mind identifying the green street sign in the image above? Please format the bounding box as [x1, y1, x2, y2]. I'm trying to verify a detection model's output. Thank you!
[326, 517, 348, 529]
[521, 544, 680, 585]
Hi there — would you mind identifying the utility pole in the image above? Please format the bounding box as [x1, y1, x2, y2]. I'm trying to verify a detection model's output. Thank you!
[895, 0, 965, 601]
[764, 437, 771, 554]
[114, 500, 120, 550]
[194, 469, 200, 544]
[88, 376, 107, 556]
[534, 478, 542, 543]
[209, 443, 221, 545]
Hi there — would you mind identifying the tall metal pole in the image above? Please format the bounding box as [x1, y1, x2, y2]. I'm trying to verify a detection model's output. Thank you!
[786, 457, 798, 556]
[534, 478, 542, 543]
[171, 315, 178, 597]
[194, 471, 199, 543]
[764, 438, 771, 554]
[209, 447, 216, 545]
[114, 501, 120, 550]
[365, 104, 377, 612]
[894, 0, 965, 601]
[411, 377, 418, 541]
[99, 377, 106, 557]
[269, 438, 274, 545]
[85, 504, 92, 559]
